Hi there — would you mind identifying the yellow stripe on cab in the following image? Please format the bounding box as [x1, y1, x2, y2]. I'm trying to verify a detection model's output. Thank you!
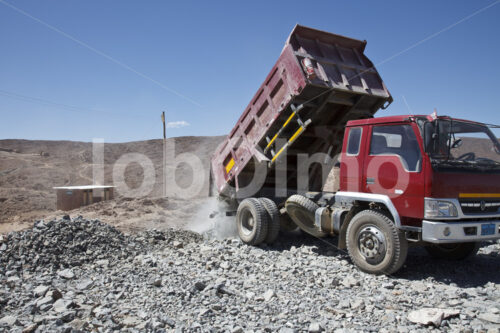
[459, 193, 500, 198]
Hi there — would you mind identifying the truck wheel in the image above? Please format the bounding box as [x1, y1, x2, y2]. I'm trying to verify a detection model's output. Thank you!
[236, 198, 268, 245]
[346, 210, 408, 275]
[285, 195, 327, 238]
[258, 198, 280, 244]
[424, 242, 479, 260]
[280, 214, 298, 232]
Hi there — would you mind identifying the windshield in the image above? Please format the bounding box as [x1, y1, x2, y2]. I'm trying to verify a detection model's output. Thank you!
[424, 119, 500, 168]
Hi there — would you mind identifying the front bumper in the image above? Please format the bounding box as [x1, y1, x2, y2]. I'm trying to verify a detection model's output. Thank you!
[422, 220, 500, 244]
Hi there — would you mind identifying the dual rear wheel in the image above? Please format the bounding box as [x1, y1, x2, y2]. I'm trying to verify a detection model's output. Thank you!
[236, 198, 280, 245]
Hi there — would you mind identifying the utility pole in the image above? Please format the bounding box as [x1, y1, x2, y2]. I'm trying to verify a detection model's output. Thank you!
[162, 111, 166, 197]
[161, 111, 166, 140]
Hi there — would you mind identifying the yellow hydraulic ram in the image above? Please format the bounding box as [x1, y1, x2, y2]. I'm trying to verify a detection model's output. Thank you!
[270, 119, 311, 165]
[264, 104, 304, 154]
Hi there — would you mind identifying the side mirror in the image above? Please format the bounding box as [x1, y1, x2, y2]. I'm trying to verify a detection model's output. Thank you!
[451, 139, 463, 149]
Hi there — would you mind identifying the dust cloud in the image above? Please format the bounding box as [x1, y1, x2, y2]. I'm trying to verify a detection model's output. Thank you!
[185, 197, 238, 240]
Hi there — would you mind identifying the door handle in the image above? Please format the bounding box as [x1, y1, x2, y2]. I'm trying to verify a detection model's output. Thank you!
[366, 177, 375, 185]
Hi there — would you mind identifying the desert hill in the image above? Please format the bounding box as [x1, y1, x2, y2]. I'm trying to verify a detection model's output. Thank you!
[0, 136, 224, 233]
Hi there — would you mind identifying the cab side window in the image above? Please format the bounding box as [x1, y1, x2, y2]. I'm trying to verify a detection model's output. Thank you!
[370, 125, 422, 172]
[346, 127, 362, 156]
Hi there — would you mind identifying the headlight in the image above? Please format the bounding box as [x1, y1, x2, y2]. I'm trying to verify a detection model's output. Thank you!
[424, 199, 458, 218]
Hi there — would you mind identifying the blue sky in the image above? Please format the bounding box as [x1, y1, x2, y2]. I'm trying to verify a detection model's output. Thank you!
[0, 0, 499, 142]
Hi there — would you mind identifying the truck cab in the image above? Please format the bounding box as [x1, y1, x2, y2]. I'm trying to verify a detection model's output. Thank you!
[327, 114, 500, 273]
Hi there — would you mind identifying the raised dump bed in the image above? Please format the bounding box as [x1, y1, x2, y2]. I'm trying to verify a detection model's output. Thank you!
[211, 25, 392, 199]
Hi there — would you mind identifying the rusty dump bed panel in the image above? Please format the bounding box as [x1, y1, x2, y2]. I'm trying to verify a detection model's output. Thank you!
[211, 25, 392, 199]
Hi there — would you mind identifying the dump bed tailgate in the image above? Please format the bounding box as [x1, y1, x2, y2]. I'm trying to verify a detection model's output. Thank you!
[211, 25, 392, 199]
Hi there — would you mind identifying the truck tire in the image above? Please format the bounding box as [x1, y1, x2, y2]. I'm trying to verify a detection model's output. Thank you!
[424, 242, 479, 260]
[346, 210, 408, 275]
[236, 198, 268, 245]
[285, 195, 327, 238]
[258, 198, 280, 244]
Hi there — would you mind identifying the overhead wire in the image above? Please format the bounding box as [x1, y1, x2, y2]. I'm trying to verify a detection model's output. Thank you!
[0, 88, 142, 118]
[0, 0, 202, 108]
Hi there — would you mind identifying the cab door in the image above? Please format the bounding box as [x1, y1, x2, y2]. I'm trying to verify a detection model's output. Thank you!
[362, 123, 425, 223]
[340, 126, 367, 193]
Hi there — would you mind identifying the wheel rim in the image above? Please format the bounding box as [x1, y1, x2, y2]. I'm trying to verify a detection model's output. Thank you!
[356, 225, 387, 265]
[240, 208, 255, 236]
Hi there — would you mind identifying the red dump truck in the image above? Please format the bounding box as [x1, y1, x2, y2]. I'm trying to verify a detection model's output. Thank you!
[210, 25, 500, 274]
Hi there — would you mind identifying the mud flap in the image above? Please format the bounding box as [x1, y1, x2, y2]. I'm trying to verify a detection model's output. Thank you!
[338, 209, 356, 250]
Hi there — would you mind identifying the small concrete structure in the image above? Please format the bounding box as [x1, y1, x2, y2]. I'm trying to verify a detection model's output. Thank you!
[53, 185, 114, 211]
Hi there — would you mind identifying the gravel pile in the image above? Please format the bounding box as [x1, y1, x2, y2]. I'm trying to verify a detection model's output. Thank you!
[0, 217, 145, 272]
[0, 217, 499, 332]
